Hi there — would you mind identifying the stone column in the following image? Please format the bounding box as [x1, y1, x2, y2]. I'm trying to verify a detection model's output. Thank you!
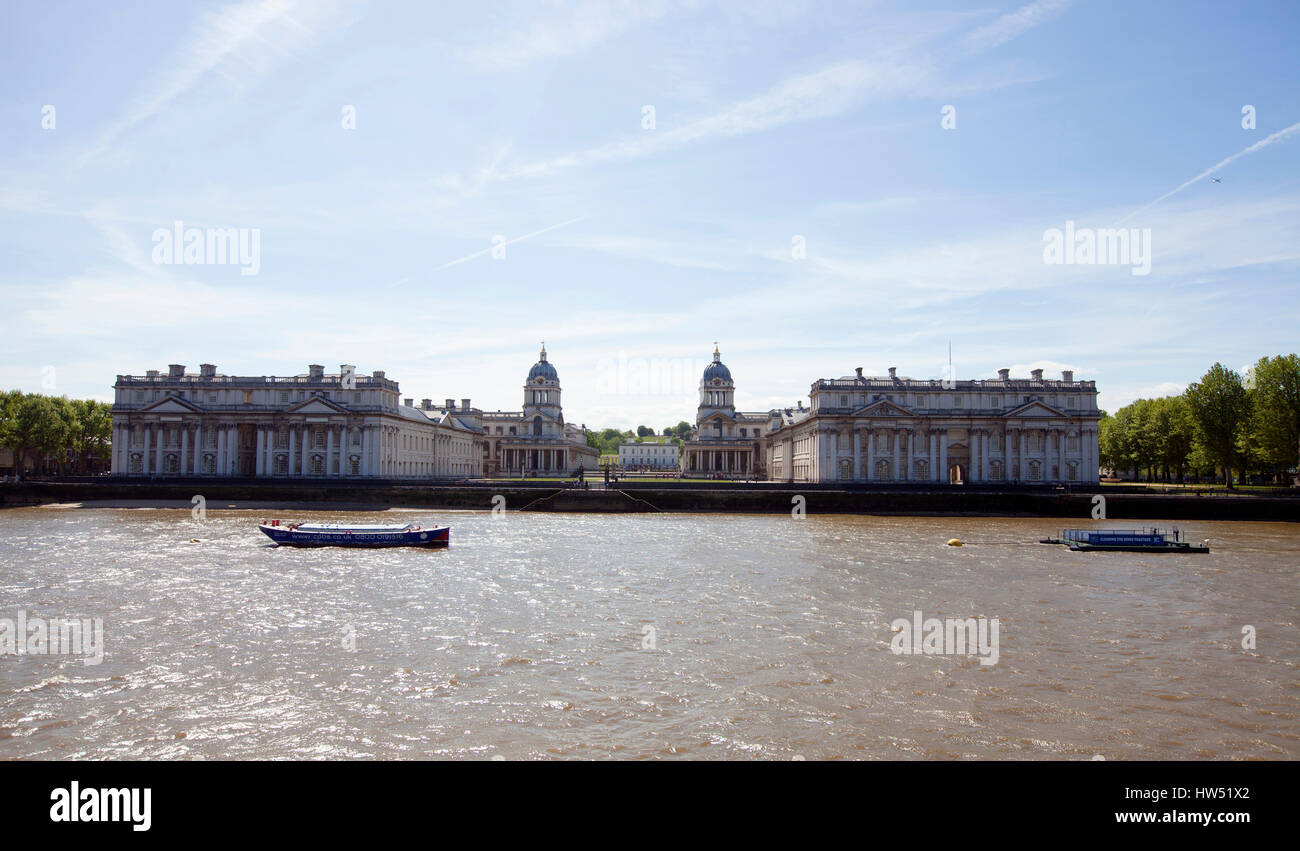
[929, 431, 938, 482]
[154, 425, 163, 476]
[1060, 427, 1068, 482]
[288, 426, 296, 477]
[852, 429, 861, 481]
[180, 425, 189, 476]
[301, 426, 311, 476]
[865, 427, 875, 481]
[981, 428, 990, 482]
[939, 430, 948, 484]
[907, 428, 915, 482]
[1019, 429, 1027, 479]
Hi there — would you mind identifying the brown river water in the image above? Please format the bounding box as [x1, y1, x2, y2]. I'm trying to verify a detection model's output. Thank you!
[0, 505, 1296, 760]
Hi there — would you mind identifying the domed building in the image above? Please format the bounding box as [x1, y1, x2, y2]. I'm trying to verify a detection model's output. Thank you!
[680, 344, 771, 478]
[471, 345, 599, 477]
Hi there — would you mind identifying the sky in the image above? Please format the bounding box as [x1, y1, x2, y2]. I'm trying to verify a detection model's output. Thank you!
[2, 0, 1298, 430]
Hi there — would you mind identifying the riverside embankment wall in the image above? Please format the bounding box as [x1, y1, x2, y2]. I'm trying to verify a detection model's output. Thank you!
[2, 481, 1296, 520]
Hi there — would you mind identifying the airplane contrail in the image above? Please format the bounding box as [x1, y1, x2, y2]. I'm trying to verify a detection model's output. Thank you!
[1113, 120, 1300, 225]
[433, 215, 587, 271]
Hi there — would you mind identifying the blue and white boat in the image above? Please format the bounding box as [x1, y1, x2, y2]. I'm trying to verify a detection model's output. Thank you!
[258, 520, 450, 548]
[1040, 527, 1208, 553]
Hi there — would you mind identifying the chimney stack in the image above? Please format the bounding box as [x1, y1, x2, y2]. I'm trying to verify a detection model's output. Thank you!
[421, 399, 432, 410]
[445, 398, 455, 409]
[308, 364, 324, 380]
[1062, 370, 1074, 382]
[888, 366, 897, 379]
[168, 364, 185, 378]
[200, 363, 216, 378]
[404, 398, 413, 408]
[1031, 368, 1044, 381]
[461, 398, 471, 410]
[855, 367, 863, 378]
[998, 368, 1010, 380]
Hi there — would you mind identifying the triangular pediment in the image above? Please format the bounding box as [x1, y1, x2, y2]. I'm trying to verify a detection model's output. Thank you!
[139, 396, 201, 413]
[1005, 400, 1067, 418]
[698, 411, 737, 425]
[286, 397, 349, 414]
[851, 399, 913, 417]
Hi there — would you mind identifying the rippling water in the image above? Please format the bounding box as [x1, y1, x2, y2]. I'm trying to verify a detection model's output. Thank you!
[0, 504, 1296, 760]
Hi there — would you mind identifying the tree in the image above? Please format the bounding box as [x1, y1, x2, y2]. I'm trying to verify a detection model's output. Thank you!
[0, 390, 23, 474]
[636, 425, 653, 438]
[1184, 363, 1249, 488]
[12, 394, 70, 478]
[1250, 354, 1300, 483]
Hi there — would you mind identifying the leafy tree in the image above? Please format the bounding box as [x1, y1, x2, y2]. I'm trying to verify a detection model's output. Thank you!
[1250, 354, 1300, 483]
[0, 390, 23, 474]
[1184, 363, 1249, 487]
[636, 425, 653, 438]
[13, 394, 70, 477]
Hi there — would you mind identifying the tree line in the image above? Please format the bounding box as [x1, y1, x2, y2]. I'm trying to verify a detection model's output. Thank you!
[0, 391, 114, 477]
[1100, 355, 1300, 487]
[586, 422, 694, 456]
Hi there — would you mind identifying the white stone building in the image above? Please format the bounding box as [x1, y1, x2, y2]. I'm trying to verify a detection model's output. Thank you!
[679, 345, 770, 477]
[110, 363, 483, 478]
[618, 440, 680, 470]
[764, 366, 1101, 484]
[468, 346, 600, 477]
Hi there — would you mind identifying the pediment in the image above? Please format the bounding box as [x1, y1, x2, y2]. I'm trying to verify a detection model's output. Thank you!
[1005, 401, 1067, 418]
[139, 396, 201, 413]
[851, 399, 913, 417]
[286, 397, 349, 414]
[698, 411, 737, 425]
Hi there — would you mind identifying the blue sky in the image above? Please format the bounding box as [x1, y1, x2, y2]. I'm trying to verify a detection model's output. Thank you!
[2, 0, 1297, 429]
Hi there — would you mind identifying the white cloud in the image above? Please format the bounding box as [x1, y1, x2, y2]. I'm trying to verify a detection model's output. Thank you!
[962, 0, 1072, 53]
[459, 0, 670, 71]
[78, 0, 356, 166]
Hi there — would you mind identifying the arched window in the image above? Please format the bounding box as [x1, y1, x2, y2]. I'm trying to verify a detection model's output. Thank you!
[533, 416, 543, 436]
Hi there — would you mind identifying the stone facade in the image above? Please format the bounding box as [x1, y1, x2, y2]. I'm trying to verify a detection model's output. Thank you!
[110, 363, 483, 478]
[764, 366, 1101, 484]
[618, 441, 680, 470]
[460, 346, 600, 477]
[679, 345, 769, 478]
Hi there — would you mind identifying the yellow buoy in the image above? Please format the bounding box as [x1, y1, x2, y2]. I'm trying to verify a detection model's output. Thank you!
[947, 538, 963, 547]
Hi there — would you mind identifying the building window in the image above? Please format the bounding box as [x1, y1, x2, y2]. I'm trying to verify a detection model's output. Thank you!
[274, 455, 288, 475]
[280, 391, 290, 403]
[953, 396, 962, 408]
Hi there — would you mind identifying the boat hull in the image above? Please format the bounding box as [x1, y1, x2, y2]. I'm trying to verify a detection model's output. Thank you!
[259, 524, 449, 548]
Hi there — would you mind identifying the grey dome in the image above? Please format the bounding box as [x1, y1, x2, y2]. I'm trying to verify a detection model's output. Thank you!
[703, 344, 732, 382]
[528, 360, 558, 381]
[528, 345, 558, 382]
[703, 361, 732, 382]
